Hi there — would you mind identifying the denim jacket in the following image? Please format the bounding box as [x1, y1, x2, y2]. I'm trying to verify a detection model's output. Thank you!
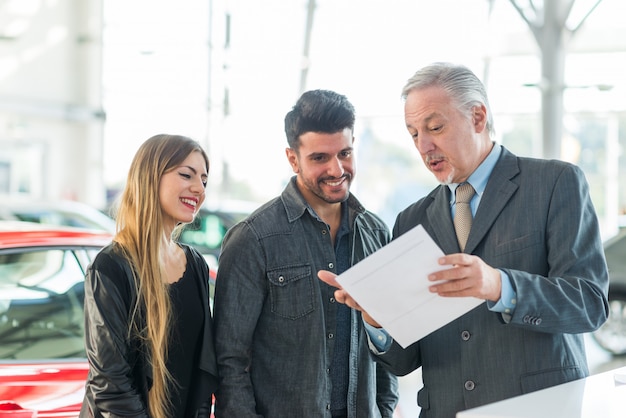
[214, 177, 399, 418]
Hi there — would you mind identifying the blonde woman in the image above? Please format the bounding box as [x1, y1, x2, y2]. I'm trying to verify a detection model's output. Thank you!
[81, 134, 218, 417]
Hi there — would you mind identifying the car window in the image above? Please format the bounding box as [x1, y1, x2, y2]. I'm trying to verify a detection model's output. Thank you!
[0, 248, 88, 360]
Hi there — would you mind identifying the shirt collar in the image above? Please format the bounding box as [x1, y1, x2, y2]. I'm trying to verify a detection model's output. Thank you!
[282, 175, 365, 223]
[449, 142, 501, 204]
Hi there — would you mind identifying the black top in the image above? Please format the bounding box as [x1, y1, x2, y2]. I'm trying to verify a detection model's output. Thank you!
[167, 248, 204, 417]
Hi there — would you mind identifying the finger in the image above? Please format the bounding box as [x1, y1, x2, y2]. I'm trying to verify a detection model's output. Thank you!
[439, 252, 472, 266]
[335, 290, 354, 306]
[430, 257, 474, 282]
[432, 275, 479, 298]
[318, 270, 341, 289]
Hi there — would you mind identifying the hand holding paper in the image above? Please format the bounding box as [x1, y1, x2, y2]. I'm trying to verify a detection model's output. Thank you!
[319, 225, 483, 349]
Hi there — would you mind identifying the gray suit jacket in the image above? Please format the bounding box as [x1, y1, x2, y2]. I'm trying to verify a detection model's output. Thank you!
[376, 147, 609, 418]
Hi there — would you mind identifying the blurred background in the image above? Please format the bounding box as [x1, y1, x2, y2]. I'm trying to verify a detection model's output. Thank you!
[0, 0, 626, 416]
[1, 0, 625, 235]
[1, 1, 626, 415]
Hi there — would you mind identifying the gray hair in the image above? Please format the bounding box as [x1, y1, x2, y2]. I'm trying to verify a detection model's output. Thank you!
[401, 62, 495, 137]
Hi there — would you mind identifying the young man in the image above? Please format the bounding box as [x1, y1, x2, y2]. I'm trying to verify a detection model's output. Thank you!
[320, 63, 609, 418]
[213, 90, 398, 418]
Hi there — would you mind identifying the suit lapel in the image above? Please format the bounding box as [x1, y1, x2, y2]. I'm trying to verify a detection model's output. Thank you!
[425, 185, 460, 254]
[465, 148, 520, 253]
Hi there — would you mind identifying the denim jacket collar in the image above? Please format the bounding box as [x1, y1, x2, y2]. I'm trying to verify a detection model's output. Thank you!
[281, 176, 366, 225]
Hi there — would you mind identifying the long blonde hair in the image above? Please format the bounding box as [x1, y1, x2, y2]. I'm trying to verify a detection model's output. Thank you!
[113, 134, 209, 418]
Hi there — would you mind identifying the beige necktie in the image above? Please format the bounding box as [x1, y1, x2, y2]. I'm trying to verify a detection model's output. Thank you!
[454, 182, 475, 252]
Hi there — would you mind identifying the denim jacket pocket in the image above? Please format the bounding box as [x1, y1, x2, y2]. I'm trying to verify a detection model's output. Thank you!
[267, 265, 315, 320]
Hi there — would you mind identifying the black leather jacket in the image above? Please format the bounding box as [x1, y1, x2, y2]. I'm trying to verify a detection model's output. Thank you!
[80, 242, 218, 417]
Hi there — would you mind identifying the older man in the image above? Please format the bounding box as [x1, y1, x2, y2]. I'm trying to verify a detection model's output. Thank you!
[320, 62, 609, 418]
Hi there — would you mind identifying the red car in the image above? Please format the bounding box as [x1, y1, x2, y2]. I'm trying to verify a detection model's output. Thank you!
[0, 221, 218, 417]
[0, 221, 112, 417]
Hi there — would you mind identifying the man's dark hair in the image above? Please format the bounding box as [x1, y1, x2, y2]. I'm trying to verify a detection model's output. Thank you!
[284, 89, 355, 149]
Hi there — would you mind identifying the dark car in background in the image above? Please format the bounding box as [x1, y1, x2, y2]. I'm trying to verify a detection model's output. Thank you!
[0, 221, 112, 417]
[180, 208, 240, 254]
[592, 227, 626, 356]
[179, 202, 253, 268]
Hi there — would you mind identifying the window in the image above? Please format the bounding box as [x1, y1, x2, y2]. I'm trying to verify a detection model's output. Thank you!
[0, 247, 94, 360]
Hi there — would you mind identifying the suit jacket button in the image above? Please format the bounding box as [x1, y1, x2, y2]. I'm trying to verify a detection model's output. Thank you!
[464, 380, 476, 391]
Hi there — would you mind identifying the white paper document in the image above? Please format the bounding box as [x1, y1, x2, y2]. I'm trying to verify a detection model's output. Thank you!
[336, 224, 483, 348]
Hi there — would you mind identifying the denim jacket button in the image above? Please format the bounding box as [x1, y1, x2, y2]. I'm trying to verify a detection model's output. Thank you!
[322, 229, 327, 235]
[328, 333, 334, 339]
[328, 262, 334, 269]
[278, 276, 285, 283]
[330, 297, 336, 303]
